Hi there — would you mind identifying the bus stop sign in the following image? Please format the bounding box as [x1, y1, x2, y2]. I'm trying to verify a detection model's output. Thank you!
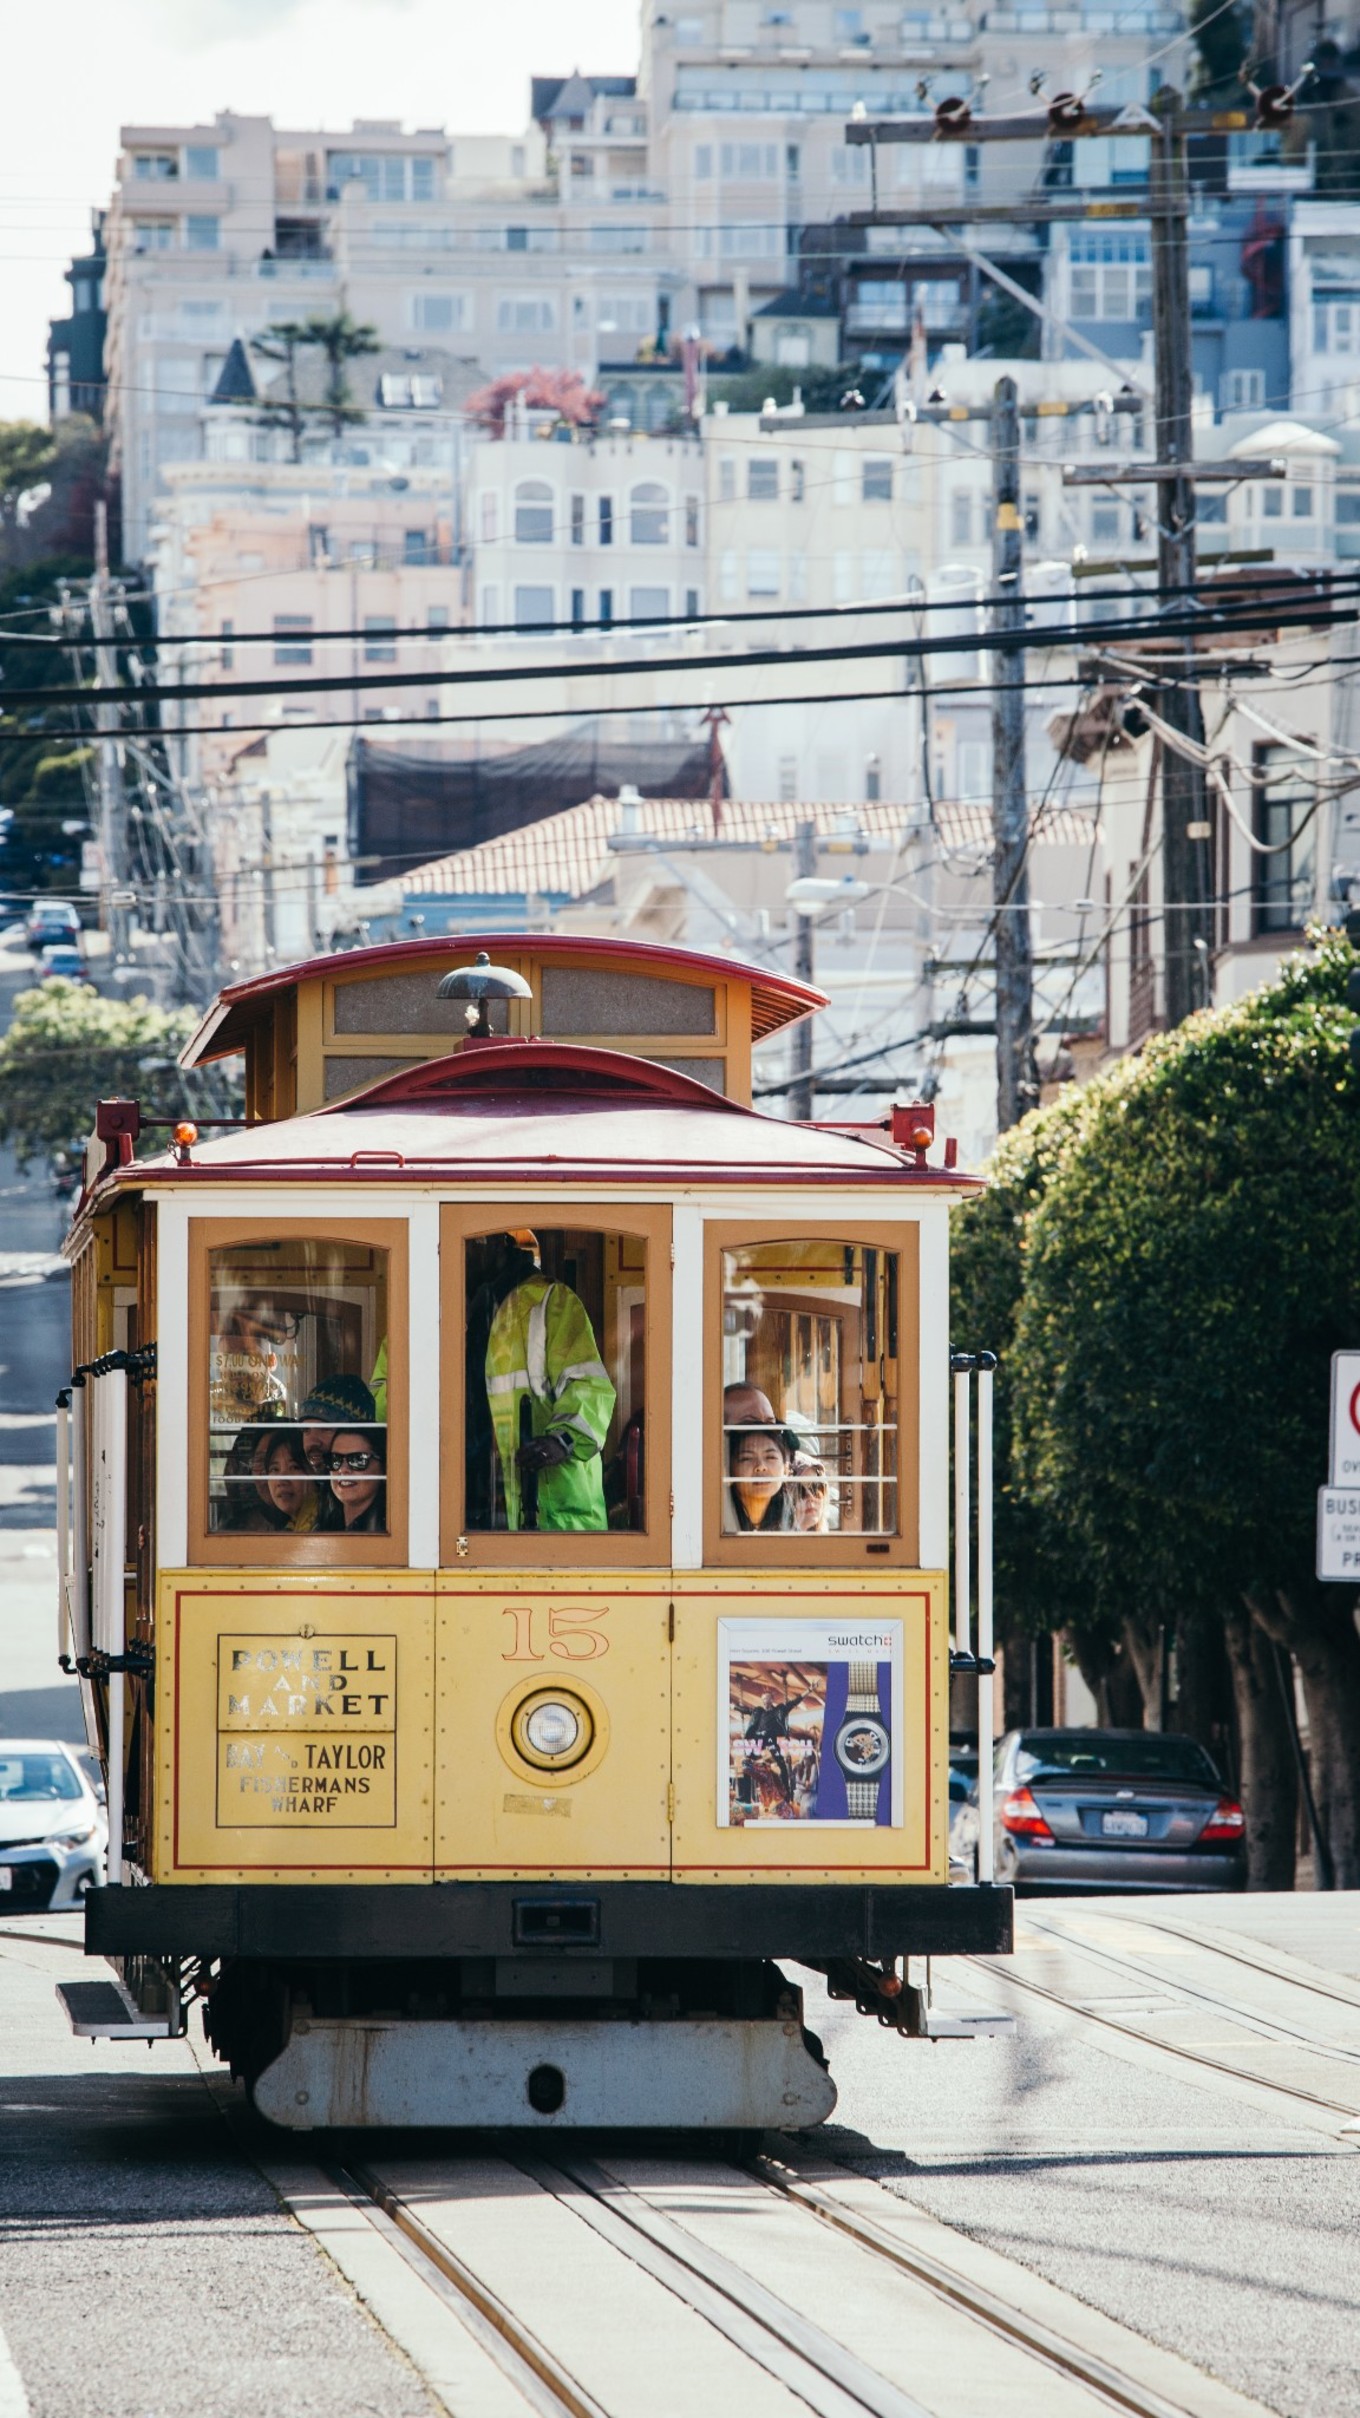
[1318, 1487, 1360, 1581]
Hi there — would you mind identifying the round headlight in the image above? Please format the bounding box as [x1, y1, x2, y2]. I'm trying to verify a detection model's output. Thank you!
[512, 1690, 593, 1770]
[524, 1700, 581, 1759]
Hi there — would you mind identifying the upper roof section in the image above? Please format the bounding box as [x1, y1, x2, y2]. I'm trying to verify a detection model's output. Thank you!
[179, 933, 827, 1121]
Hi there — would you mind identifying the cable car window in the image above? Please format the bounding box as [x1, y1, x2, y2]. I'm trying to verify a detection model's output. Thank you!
[208, 1239, 390, 1538]
[720, 1240, 898, 1538]
[463, 1227, 646, 1535]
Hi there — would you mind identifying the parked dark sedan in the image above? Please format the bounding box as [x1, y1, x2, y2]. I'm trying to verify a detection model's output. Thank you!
[992, 1727, 1246, 1893]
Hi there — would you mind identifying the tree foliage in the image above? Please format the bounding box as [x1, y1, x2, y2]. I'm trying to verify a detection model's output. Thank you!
[0, 423, 56, 536]
[978, 933, 1360, 1880]
[465, 367, 606, 436]
[0, 981, 209, 1167]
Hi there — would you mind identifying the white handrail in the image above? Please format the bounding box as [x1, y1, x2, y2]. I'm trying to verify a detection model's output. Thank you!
[953, 1365, 971, 1655]
[976, 1355, 996, 1884]
[70, 1381, 90, 1666]
[90, 1365, 129, 1888]
[55, 1398, 70, 1668]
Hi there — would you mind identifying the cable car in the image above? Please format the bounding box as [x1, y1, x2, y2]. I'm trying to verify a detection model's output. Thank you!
[55, 934, 1009, 2130]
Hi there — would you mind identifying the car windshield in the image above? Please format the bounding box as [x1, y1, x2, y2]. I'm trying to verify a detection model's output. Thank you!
[1015, 1733, 1221, 1789]
[0, 1752, 82, 1802]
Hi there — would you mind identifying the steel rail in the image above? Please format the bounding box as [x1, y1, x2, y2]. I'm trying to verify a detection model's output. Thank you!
[1120, 1912, 1360, 2016]
[751, 2153, 1208, 2418]
[1017, 1915, 1360, 2070]
[963, 1942, 1360, 2122]
[339, 2159, 609, 2418]
[520, 2152, 932, 2418]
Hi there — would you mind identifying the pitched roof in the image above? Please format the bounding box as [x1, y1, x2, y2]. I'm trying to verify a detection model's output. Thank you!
[400, 793, 1097, 902]
[208, 336, 258, 405]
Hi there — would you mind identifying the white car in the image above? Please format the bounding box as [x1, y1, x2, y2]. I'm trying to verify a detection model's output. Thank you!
[0, 1740, 107, 1911]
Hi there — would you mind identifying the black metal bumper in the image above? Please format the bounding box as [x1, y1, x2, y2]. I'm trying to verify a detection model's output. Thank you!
[87, 1880, 1012, 1963]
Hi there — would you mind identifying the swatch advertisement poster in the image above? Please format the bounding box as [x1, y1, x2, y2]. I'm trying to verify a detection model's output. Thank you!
[718, 1619, 903, 1827]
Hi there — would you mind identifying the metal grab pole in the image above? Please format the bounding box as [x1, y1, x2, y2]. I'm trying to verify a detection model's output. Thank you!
[55, 1396, 70, 1668]
[976, 1352, 997, 1884]
[71, 1378, 90, 1666]
[953, 1362, 972, 1655]
[93, 1368, 129, 1887]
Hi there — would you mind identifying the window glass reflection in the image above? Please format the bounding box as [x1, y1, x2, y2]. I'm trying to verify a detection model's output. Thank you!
[721, 1241, 898, 1537]
[465, 1228, 645, 1533]
[208, 1241, 389, 1537]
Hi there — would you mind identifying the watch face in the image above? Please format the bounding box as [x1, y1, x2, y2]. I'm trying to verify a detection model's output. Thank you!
[835, 1715, 890, 1781]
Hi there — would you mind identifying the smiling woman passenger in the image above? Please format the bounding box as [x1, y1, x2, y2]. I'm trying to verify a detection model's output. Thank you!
[323, 1426, 388, 1533]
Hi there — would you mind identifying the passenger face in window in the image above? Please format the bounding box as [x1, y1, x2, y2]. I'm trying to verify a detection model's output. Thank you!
[262, 1431, 314, 1529]
[729, 1426, 793, 1532]
[325, 1426, 387, 1531]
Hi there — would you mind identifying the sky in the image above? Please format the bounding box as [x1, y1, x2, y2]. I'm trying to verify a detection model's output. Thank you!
[0, 0, 640, 418]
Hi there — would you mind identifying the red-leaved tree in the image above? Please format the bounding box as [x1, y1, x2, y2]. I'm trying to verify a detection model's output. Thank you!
[464, 367, 606, 437]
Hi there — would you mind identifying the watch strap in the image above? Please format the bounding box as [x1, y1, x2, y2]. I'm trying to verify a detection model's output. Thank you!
[845, 1777, 879, 1817]
[845, 1656, 878, 1711]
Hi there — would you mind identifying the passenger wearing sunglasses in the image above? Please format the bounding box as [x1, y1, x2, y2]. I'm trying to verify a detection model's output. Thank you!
[321, 1425, 387, 1532]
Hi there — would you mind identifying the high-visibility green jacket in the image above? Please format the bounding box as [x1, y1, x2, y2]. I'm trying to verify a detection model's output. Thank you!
[486, 1279, 616, 1532]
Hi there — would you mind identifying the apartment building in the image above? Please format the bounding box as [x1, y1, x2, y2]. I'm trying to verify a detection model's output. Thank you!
[468, 424, 704, 632]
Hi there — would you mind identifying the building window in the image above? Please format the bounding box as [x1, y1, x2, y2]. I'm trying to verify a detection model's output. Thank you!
[599, 496, 614, 546]
[862, 457, 893, 503]
[747, 457, 779, 501]
[685, 495, 700, 547]
[1262, 485, 1283, 518]
[865, 753, 881, 802]
[480, 585, 499, 626]
[790, 459, 805, 503]
[364, 616, 397, 661]
[629, 586, 669, 621]
[1292, 483, 1315, 518]
[496, 294, 557, 332]
[427, 605, 451, 632]
[685, 588, 700, 620]
[630, 482, 669, 544]
[403, 529, 432, 564]
[1313, 299, 1360, 355]
[132, 220, 175, 252]
[1090, 501, 1121, 546]
[571, 587, 586, 630]
[514, 481, 554, 543]
[1222, 367, 1266, 410]
[718, 457, 736, 504]
[1068, 233, 1150, 321]
[570, 493, 585, 546]
[695, 144, 713, 179]
[513, 585, 555, 628]
[184, 215, 221, 252]
[220, 619, 234, 670]
[273, 614, 313, 667]
[949, 491, 972, 548]
[1253, 746, 1315, 934]
[598, 588, 613, 628]
[408, 291, 467, 333]
[778, 756, 798, 802]
[184, 146, 219, 179]
[747, 549, 780, 597]
[133, 152, 177, 180]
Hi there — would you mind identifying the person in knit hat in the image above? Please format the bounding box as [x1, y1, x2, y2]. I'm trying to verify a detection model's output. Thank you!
[299, 1374, 378, 1509]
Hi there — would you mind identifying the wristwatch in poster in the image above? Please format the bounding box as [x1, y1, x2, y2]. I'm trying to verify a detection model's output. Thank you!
[834, 1658, 890, 1818]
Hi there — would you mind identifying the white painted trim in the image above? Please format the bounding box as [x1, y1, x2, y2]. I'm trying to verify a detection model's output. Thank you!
[156, 1202, 190, 1569]
[405, 1200, 440, 1568]
[671, 1205, 705, 1568]
[134, 1182, 955, 1222]
[917, 1206, 951, 1570]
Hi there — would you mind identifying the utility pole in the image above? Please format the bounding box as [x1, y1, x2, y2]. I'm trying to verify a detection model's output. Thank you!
[990, 375, 1038, 1130]
[90, 500, 132, 966]
[790, 818, 817, 1120]
[1150, 88, 1213, 1025]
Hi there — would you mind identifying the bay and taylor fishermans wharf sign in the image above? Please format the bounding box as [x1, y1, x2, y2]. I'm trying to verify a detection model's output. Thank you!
[216, 1635, 397, 1827]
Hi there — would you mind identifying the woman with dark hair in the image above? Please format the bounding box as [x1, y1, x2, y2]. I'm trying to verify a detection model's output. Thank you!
[726, 1422, 796, 1533]
[217, 1414, 288, 1532]
[260, 1426, 320, 1533]
[322, 1424, 388, 1533]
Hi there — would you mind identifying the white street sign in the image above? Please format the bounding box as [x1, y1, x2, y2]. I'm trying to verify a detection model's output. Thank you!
[1317, 1487, 1360, 1581]
[1330, 1353, 1360, 1486]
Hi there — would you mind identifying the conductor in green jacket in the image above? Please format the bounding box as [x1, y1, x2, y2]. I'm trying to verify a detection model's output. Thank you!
[484, 1232, 616, 1532]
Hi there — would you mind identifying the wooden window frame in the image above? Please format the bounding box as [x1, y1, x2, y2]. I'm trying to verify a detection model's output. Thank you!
[702, 1219, 919, 1570]
[187, 1216, 409, 1569]
[439, 1201, 672, 1569]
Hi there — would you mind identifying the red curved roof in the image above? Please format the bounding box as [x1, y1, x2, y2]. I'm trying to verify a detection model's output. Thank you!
[112, 1055, 979, 1192]
[180, 932, 828, 1068]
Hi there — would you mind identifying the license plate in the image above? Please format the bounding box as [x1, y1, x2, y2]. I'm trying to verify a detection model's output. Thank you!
[0, 1868, 12, 1891]
[1102, 1809, 1148, 1838]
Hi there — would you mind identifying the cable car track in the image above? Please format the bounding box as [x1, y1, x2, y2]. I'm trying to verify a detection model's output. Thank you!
[333, 2148, 1234, 2418]
[964, 1922, 1360, 2125]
